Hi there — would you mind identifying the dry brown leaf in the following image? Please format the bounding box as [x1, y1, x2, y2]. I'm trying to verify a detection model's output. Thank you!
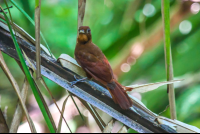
[10, 78, 29, 133]
[0, 50, 36, 133]
[103, 119, 115, 133]
[126, 80, 182, 93]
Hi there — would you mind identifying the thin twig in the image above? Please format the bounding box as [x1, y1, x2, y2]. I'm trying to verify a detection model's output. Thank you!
[39, 78, 72, 133]
[3, 1, 13, 21]
[16, 59, 58, 132]
[0, 50, 37, 133]
[35, 0, 41, 79]
[78, 0, 86, 29]
[3, 6, 31, 132]
[56, 95, 70, 133]
[158, 105, 169, 115]
[0, 6, 56, 132]
[10, 78, 29, 133]
[22, 50, 72, 133]
[161, 0, 177, 120]
[0, 6, 12, 12]
[69, 94, 85, 122]
[29, 70, 57, 132]
[78, 97, 106, 131]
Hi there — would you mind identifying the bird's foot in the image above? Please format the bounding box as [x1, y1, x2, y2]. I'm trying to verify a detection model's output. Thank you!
[69, 75, 87, 87]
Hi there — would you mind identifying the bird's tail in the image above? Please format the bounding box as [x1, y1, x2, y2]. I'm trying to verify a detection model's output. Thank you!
[107, 80, 133, 110]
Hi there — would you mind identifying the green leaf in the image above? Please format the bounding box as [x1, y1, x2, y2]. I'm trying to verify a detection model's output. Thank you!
[0, 6, 56, 133]
[9, 0, 53, 57]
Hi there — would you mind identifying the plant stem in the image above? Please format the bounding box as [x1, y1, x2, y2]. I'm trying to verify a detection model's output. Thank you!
[9, 78, 29, 133]
[0, 7, 56, 132]
[78, 0, 86, 29]
[161, 0, 177, 120]
[35, 0, 41, 79]
[9, 0, 53, 57]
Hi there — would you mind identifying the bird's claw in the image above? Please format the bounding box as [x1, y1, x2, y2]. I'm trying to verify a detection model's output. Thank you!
[74, 75, 79, 81]
[69, 81, 78, 87]
[69, 75, 87, 87]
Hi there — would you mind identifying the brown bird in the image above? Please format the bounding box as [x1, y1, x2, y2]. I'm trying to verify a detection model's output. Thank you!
[74, 26, 133, 110]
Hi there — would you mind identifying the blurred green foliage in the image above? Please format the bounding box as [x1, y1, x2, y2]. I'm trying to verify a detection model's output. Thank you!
[0, 0, 200, 132]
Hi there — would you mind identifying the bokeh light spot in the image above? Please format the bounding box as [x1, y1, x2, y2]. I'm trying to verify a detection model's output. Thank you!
[121, 63, 131, 72]
[18, 121, 43, 133]
[179, 20, 192, 34]
[190, 0, 200, 2]
[143, 3, 156, 17]
[131, 43, 144, 58]
[127, 56, 136, 65]
[190, 3, 200, 14]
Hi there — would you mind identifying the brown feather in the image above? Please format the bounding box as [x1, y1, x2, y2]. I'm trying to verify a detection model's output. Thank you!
[107, 80, 133, 110]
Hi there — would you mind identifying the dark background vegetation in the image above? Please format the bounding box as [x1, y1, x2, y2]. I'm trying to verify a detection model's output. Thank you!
[0, 0, 200, 133]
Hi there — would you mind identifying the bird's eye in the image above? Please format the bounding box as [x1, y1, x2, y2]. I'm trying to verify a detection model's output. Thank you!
[87, 29, 91, 33]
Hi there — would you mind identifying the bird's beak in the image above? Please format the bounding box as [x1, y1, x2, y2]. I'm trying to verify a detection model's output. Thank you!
[79, 29, 85, 34]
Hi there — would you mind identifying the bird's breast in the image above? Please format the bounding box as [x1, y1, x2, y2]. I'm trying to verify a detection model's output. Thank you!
[78, 34, 89, 43]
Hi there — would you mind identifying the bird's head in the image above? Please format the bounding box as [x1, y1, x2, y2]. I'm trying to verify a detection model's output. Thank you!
[77, 26, 91, 44]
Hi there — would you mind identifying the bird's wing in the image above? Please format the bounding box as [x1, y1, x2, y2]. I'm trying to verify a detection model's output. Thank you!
[75, 51, 114, 83]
